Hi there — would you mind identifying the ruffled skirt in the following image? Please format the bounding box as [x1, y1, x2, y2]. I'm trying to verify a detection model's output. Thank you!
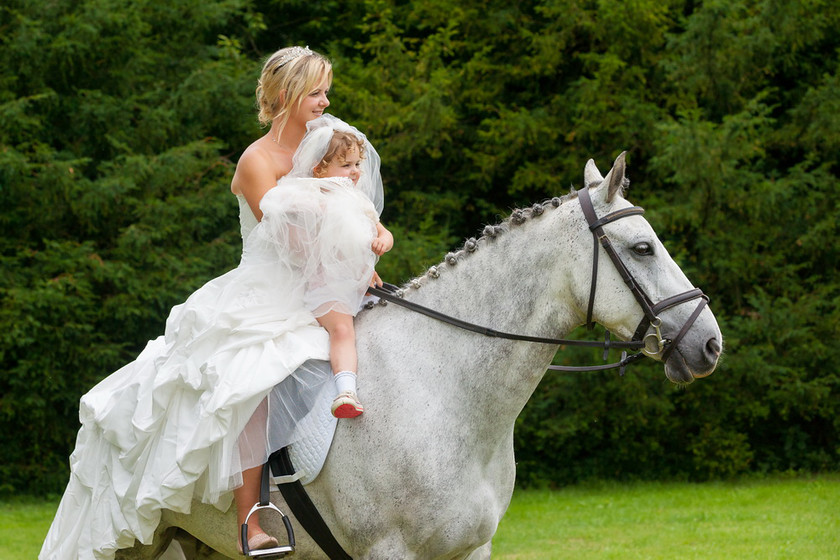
[41, 260, 336, 558]
[41, 179, 378, 560]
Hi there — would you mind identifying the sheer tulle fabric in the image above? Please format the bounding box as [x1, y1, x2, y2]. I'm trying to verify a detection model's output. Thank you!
[41, 115, 382, 560]
[255, 176, 378, 318]
[289, 113, 384, 215]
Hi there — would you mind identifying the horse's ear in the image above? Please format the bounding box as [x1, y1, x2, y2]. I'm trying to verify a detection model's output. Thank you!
[601, 151, 627, 203]
[584, 159, 603, 189]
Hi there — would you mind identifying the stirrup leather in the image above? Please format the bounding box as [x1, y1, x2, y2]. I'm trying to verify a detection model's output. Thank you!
[240, 462, 296, 558]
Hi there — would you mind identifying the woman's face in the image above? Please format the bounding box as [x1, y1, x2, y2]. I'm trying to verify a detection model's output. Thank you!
[289, 77, 331, 124]
[317, 143, 362, 184]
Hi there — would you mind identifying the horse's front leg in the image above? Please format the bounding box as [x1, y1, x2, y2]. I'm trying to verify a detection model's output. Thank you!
[166, 531, 232, 560]
[360, 534, 424, 560]
[465, 541, 492, 560]
[359, 535, 493, 560]
[113, 523, 177, 560]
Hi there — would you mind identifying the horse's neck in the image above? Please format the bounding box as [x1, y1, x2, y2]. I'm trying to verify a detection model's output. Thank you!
[411, 202, 581, 332]
[371, 202, 583, 426]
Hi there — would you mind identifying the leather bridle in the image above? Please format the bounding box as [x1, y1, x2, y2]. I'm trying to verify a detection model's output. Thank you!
[577, 186, 709, 364]
[366, 187, 710, 374]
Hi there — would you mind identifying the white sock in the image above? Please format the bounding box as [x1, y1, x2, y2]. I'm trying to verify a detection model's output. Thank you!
[334, 371, 358, 394]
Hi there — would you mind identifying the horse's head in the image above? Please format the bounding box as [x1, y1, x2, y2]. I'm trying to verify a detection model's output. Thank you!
[573, 152, 722, 383]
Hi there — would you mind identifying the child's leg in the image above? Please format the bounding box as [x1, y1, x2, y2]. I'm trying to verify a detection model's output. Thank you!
[316, 311, 364, 418]
[316, 310, 357, 373]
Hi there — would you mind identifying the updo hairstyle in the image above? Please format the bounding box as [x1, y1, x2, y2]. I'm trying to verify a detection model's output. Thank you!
[256, 47, 333, 132]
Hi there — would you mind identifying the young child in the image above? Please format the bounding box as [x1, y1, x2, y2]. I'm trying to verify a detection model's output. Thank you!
[307, 129, 394, 417]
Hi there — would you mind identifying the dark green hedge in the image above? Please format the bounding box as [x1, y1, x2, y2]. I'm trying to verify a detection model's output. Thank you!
[1, 0, 838, 494]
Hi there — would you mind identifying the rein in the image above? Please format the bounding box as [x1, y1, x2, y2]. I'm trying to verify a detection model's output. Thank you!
[367, 283, 645, 375]
[367, 186, 709, 375]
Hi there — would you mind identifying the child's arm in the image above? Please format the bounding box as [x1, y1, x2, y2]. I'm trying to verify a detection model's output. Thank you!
[371, 222, 394, 256]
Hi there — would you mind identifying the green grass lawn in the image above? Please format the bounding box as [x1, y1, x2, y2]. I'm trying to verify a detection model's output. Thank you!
[492, 475, 840, 559]
[0, 497, 58, 559]
[5, 475, 839, 559]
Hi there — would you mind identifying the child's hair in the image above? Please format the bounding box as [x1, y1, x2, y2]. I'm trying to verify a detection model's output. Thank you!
[313, 131, 366, 177]
[256, 46, 333, 133]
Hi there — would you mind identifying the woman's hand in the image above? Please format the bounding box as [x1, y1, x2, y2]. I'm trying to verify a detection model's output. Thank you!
[369, 270, 384, 288]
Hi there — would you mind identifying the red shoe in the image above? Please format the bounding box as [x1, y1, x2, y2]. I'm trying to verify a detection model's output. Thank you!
[331, 391, 364, 418]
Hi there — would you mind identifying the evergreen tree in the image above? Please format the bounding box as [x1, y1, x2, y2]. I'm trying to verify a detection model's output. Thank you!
[1, 0, 837, 494]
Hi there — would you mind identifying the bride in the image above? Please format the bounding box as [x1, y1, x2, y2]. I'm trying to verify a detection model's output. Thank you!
[40, 101, 387, 560]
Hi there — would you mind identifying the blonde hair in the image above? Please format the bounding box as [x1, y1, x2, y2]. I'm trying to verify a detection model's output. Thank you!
[312, 131, 365, 178]
[256, 46, 333, 133]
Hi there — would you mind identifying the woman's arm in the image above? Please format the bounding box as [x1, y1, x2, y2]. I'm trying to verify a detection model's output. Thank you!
[231, 145, 291, 221]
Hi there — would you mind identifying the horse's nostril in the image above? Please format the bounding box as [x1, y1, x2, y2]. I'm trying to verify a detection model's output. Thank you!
[706, 337, 721, 358]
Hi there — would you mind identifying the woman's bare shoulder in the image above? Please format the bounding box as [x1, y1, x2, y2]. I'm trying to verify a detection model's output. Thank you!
[239, 139, 274, 164]
[231, 138, 290, 195]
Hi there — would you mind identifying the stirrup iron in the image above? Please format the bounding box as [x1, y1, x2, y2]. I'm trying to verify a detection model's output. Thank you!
[240, 462, 296, 558]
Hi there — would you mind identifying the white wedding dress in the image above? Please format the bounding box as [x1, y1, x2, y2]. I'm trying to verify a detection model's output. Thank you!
[40, 129, 381, 559]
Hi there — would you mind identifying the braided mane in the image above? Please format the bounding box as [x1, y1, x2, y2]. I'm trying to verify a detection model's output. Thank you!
[390, 190, 579, 296]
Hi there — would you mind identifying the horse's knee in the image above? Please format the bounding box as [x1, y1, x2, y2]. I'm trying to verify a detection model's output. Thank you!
[114, 525, 177, 560]
[465, 541, 493, 560]
[169, 531, 231, 560]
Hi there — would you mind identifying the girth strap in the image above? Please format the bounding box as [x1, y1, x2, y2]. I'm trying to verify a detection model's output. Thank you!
[268, 448, 353, 560]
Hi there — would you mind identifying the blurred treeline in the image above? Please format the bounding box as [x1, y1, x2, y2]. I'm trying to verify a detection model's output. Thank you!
[1, 0, 838, 495]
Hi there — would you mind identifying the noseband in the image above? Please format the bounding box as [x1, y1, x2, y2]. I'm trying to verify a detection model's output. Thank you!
[367, 187, 709, 374]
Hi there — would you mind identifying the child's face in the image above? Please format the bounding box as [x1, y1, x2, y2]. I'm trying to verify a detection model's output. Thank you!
[319, 143, 362, 184]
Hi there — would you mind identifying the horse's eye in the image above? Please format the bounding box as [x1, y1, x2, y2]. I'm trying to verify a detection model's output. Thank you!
[633, 242, 653, 256]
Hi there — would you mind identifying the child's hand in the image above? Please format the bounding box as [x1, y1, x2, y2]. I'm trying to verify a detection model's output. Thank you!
[369, 270, 384, 288]
[371, 224, 394, 256]
[371, 237, 391, 256]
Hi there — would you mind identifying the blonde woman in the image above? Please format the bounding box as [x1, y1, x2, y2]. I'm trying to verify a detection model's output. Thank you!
[40, 48, 386, 559]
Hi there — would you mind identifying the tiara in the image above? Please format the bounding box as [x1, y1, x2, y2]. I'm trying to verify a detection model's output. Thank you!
[273, 46, 314, 73]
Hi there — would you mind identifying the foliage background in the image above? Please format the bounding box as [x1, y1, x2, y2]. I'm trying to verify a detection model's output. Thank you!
[1, 0, 838, 495]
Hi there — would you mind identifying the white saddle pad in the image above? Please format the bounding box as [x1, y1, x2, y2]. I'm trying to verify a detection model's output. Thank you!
[283, 360, 339, 485]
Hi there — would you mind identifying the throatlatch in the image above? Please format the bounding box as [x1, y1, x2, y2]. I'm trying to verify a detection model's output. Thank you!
[240, 461, 295, 558]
